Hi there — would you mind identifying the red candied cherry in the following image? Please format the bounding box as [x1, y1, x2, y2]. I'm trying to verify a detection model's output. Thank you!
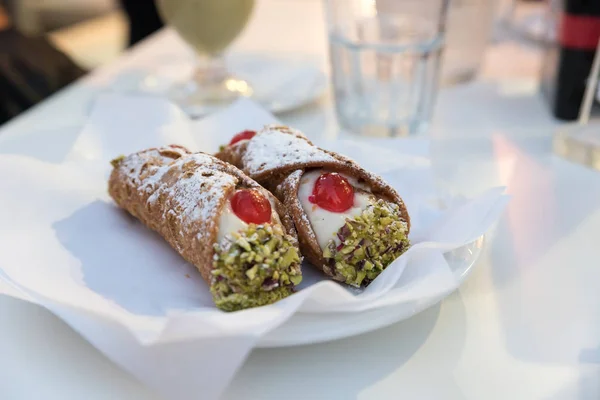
[231, 189, 272, 224]
[308, 172, 354, 212]
[229, 130, 256, 146]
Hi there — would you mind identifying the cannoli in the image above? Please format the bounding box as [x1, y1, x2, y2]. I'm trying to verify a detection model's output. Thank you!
[216, 126, 410, 287]
[108, 145, 302, 311]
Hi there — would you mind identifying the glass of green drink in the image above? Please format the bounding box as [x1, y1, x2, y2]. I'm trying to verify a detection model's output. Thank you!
[156, 0, 255, 116]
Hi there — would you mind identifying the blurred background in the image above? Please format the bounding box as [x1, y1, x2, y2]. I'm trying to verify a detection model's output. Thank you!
[0, 0, 597, 133]
[1, 0, 546, 72]
[4, 0, 127, 70]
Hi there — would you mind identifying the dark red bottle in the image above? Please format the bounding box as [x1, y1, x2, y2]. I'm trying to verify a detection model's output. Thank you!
[541, 0, 600, 120]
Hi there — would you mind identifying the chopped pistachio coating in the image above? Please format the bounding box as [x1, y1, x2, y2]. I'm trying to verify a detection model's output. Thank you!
[211, 223, 302, 311]
[110, 155, 125, 168]
[323, 199, 410, 287]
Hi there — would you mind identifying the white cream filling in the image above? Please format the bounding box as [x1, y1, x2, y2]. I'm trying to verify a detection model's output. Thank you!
[217, 196, 281, 243]
[298, 170, 373, 250]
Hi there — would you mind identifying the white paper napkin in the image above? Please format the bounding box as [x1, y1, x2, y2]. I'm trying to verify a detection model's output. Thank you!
[0, 95, 508, 400]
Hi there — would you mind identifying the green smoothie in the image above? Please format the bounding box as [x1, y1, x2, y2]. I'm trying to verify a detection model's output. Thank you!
[157, 0, 255, 56]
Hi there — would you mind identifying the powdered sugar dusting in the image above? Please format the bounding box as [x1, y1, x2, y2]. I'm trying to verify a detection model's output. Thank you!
[119, 146, 190, 193]
[243, 125, 337, 176]
[160, 154, 235, 240]
[119, 148, 238, 243]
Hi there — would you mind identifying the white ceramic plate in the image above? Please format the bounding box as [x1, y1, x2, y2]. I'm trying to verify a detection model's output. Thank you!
[258, 236, 484, 347]
[111, 54, 328, 116]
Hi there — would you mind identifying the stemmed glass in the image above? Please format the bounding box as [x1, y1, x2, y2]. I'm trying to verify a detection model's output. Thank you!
[155, 0, 255, 116]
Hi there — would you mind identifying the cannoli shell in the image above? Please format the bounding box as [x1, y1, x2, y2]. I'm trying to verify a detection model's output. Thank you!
[108, 145, 297, 284]
[216, 126, 410, 278]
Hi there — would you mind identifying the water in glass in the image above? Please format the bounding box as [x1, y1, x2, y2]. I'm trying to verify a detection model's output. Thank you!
[329, 13, 444, 136]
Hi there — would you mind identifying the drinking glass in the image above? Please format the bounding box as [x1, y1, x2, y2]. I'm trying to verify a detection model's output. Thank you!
[442, 0, 496, 85]
[498, 0, 556, 46]
[155, 0, 255, 116]
[325, 0, 450, 136]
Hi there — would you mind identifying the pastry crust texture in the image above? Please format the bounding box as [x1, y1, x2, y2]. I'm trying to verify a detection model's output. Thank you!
[215, 126, 410, 279]
[108, 145, 298, 285]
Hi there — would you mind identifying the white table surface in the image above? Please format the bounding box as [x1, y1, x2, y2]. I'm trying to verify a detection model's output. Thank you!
[2, 1, 600, 399]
